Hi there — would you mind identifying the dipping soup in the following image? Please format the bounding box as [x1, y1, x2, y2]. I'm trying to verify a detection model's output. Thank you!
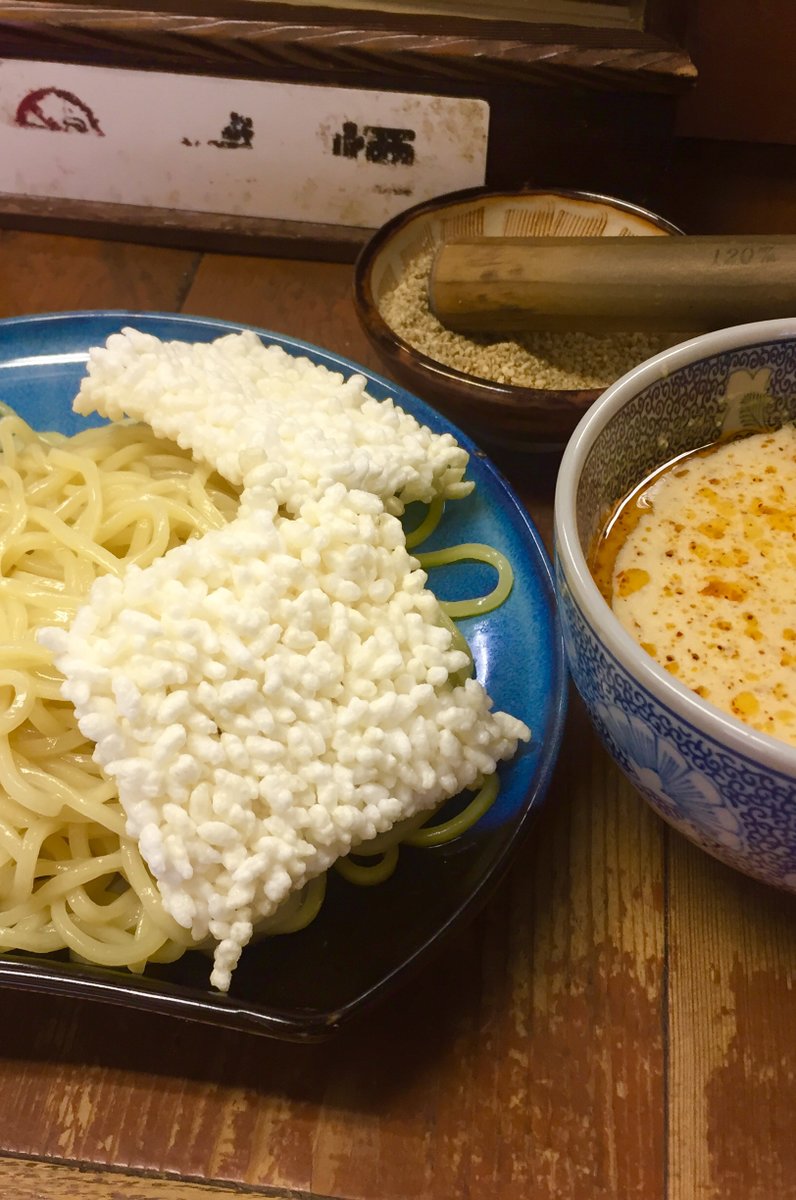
[591, 424, 796, 746]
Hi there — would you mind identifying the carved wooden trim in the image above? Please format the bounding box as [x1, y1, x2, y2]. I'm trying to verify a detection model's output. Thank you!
[0, 1, 696, 92]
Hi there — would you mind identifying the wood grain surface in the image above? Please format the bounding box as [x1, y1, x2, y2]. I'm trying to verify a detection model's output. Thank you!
[0, 1157, 297, 1200]
[0, 216, 794, 1200]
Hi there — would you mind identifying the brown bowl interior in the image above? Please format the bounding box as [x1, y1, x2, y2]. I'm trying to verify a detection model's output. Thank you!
[353, 186, 683, 452]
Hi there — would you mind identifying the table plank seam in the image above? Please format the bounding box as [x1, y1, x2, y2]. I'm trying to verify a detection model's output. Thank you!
[175, 251, 204, 312]
[0, 1150, 344, 1200]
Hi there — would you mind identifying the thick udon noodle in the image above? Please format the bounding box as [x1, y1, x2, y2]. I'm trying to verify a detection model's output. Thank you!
[0, 408, 514, 976]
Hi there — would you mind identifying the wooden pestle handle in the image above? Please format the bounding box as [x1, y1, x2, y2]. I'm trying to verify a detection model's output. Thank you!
[428, 235, 796, 333]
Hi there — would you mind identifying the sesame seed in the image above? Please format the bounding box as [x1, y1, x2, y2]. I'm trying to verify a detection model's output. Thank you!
[379, 250, 679, 391]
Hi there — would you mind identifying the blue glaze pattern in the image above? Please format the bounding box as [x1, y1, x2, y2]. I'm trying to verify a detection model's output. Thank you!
[557, 564, 796, 886]
[557, 326, 796, 891]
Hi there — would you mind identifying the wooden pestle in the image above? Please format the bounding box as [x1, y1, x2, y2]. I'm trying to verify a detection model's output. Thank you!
[428, 235, 796, 333]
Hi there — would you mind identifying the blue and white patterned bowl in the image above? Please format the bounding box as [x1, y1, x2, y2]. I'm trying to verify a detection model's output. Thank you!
[554, 318, 796, 890]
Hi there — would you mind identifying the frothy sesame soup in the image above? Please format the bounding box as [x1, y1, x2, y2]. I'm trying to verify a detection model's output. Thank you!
[591, 424, 796, 746]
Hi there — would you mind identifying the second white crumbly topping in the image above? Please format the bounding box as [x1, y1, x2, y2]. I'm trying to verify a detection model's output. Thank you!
[74, 327, 472, 514]
[40, 483, 529, 991]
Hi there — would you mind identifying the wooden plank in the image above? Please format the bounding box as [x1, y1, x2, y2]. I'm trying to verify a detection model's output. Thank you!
[0, 229, 198, 317]
[667, 835, 796, 1199]
[675, 0, 796, 144]
[0, 196, 371, 265]
[0, 1156, 298, 1199]
[183, 252, 381, 370]
[667, 141, 796, 236]
[492, 697, 666, 1200]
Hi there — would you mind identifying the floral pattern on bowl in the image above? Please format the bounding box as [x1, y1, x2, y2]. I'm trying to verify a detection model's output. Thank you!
[556, 563, 796, 886]
[596, 706, 743, 850]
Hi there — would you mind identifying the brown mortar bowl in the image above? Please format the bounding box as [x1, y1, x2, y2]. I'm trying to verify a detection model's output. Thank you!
[353, 186, 684, 453]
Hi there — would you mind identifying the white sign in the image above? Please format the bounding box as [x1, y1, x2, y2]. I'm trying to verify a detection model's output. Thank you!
[0, 59, 490, 227]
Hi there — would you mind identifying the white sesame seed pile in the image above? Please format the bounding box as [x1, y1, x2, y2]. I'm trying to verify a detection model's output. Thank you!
[379, 250, 678, 391]
[75, 327, 472, 516]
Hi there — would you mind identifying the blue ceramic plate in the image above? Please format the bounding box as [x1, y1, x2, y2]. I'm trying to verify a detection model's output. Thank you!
[0, 311, 567, 1040]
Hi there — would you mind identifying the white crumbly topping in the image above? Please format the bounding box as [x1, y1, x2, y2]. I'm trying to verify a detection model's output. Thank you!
[74, 327, 472, 515]
[40, 484, 529, 991]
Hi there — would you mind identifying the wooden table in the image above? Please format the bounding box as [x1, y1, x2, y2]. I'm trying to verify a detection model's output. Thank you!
[0, 219, 795, 1200]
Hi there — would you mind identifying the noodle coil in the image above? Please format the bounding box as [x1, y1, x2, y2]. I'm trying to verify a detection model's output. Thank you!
[0, 411, 239, 970]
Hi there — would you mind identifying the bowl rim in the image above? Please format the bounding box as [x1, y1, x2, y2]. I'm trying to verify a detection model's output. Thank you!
[353, 185, 683, 408]
[554, 315, 796, 776]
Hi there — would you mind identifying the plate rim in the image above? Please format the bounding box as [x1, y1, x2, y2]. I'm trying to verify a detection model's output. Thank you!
[0, 308, 568, 1039]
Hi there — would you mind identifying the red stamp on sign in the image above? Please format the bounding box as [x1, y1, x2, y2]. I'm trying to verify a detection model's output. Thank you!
[15, 87, 104, 135]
